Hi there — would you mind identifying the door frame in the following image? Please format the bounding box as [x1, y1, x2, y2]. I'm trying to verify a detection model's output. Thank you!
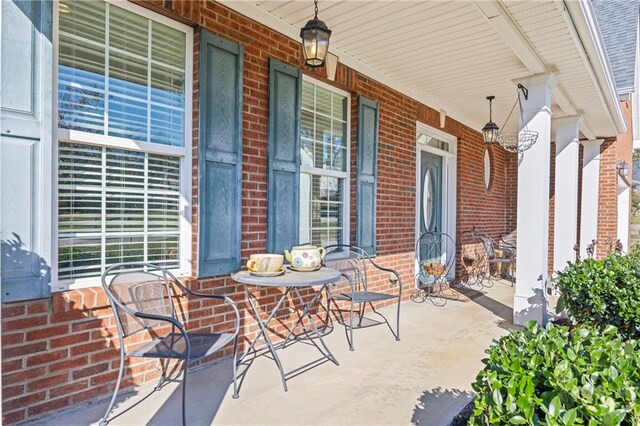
[415, 122, 457, 279]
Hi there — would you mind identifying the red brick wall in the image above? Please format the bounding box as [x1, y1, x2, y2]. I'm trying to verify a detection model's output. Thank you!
[596, 137, 619, 258]
[593, 100, 633, 258]
[617, 99, 633, 170]
[505, 149, 518, 234]
[0, 1, 516, 423]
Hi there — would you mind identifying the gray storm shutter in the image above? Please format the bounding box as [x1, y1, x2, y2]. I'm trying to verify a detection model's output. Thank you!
[197, 30, 243, 277]
[356, 96, 379, 255]
[1, 0, 53, 301]
[267, 59, 301, 254]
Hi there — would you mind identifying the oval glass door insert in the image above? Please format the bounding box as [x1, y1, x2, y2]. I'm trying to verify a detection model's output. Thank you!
[423, 169, 434, 230]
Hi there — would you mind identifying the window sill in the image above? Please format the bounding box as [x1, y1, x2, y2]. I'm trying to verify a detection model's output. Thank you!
[52, 269, 193, 293]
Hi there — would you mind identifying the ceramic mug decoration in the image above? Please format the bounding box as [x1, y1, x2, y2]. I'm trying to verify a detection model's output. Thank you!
[284, 245, 326, 270]
[247, 254, 284, 273]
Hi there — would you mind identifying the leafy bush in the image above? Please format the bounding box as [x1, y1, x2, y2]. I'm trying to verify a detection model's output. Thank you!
[470, 323, 640, 426]
[555, 254, 640, 340]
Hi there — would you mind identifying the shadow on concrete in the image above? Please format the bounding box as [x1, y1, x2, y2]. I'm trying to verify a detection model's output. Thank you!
[32, 358, 236, 426]
[145, 360, 233, 426]
[452, 283, 514, 329]
[411, 387, 474, 426]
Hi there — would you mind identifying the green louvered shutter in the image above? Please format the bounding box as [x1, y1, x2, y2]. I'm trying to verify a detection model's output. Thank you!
[197, 30, 243, 277]
[1, 0, 53, 301]
[267, 59, 301, 254]
[356, 96, 379, 255]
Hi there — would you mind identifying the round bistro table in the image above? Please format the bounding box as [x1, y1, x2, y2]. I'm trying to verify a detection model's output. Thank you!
[231, 267, 342, 392]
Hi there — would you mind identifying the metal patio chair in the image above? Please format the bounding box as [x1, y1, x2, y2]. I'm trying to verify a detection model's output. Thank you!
[412, 231, 458, 306]
[472, 227, 516, 287]
[100, 263, 240, 426]
[323, 245, 402, 351]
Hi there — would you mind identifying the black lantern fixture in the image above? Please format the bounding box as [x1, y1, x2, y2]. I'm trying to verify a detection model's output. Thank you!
[300, 0, 332, 68]
[482, 96, 499, 144]
[617, 160, 629, 178]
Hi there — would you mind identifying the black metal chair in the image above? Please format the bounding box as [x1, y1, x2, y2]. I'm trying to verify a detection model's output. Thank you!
[322, 245, 402, 351]
[100, 263, 240, 426]
[472, 227, 516, 287]
[412, 231, 458, 306]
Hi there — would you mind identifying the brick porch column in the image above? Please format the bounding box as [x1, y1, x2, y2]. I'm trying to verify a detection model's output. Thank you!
[552, 116, 582, 273]
[514, 73, 555, 326]
[579, 139, 604, 259]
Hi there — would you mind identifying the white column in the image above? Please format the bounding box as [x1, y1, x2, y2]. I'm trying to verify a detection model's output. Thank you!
[514, 74, 555, 326]
[552, 116, 582, 273]
[579, 139, 604, 259]
[617, 182, 630, 251]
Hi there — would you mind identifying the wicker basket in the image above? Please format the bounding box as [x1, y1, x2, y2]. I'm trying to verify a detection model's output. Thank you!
[423, 262, 446, 276]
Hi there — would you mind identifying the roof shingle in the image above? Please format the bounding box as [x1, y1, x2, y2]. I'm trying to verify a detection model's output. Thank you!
[592, 0, 639, 94]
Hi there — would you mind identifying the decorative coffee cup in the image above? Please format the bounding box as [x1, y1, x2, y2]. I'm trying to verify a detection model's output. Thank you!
[247, 254, 284, 272]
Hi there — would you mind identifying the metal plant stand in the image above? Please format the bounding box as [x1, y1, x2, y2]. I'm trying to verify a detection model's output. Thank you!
[411, 231, 458, 306]
[455, 228, 487, 289]
[231, 268, 341, 392]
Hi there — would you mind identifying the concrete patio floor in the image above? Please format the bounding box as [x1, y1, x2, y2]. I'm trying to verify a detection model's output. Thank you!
[34, 281, 522, 426]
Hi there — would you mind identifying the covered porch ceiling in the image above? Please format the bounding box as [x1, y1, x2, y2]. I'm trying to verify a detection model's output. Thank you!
[222, 0, 625, 140]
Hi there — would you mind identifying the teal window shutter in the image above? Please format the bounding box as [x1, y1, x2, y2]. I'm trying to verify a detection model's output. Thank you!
[356, 96, 379, 255]
[1, 0, 53, 301]
[197, 30, 243, 277]
[267, 59, 302, 254]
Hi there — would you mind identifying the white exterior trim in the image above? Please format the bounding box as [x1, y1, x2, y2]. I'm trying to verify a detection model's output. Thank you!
[414, 122, 457, 281]
[299, 74, 351, 248]
[473, 0, 581, 123]
[562, 0, 627, 134]
[52, 0, 194, 291]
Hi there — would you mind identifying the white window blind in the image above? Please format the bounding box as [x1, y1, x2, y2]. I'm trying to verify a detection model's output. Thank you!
[299, 79, 349, 247]
[58, 0, 186, 146]
[58, 142, 180, 280]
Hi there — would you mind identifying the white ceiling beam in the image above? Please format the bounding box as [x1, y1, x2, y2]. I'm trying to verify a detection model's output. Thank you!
[473, 1, 580, 119]
[473, 1, 546, 74]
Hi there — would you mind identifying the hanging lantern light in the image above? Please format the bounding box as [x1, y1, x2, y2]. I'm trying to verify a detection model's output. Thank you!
[482, 96, 499, 144]
[482, 84, 538, 165]
[617, 160, 629, 178]
[300, 0, 332, 68]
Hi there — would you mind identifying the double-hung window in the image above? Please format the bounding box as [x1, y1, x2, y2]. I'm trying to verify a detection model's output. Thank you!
[299, 77, 350, 247]
[56, 0, 192, 287]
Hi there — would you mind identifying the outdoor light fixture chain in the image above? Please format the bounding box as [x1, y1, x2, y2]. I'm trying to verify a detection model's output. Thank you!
[314, 0, 319, 18]
[489, 96, 493, 122]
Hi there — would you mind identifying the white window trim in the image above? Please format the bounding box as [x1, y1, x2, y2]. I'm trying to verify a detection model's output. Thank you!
[300, 75, 351, 247]
[415, 122, 457, 281]
[52, 0, 193, 291]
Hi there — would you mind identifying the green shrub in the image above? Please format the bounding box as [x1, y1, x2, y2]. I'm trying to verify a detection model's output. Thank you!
[470, 323, 640, 426]
[555, 254, 640, 340]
